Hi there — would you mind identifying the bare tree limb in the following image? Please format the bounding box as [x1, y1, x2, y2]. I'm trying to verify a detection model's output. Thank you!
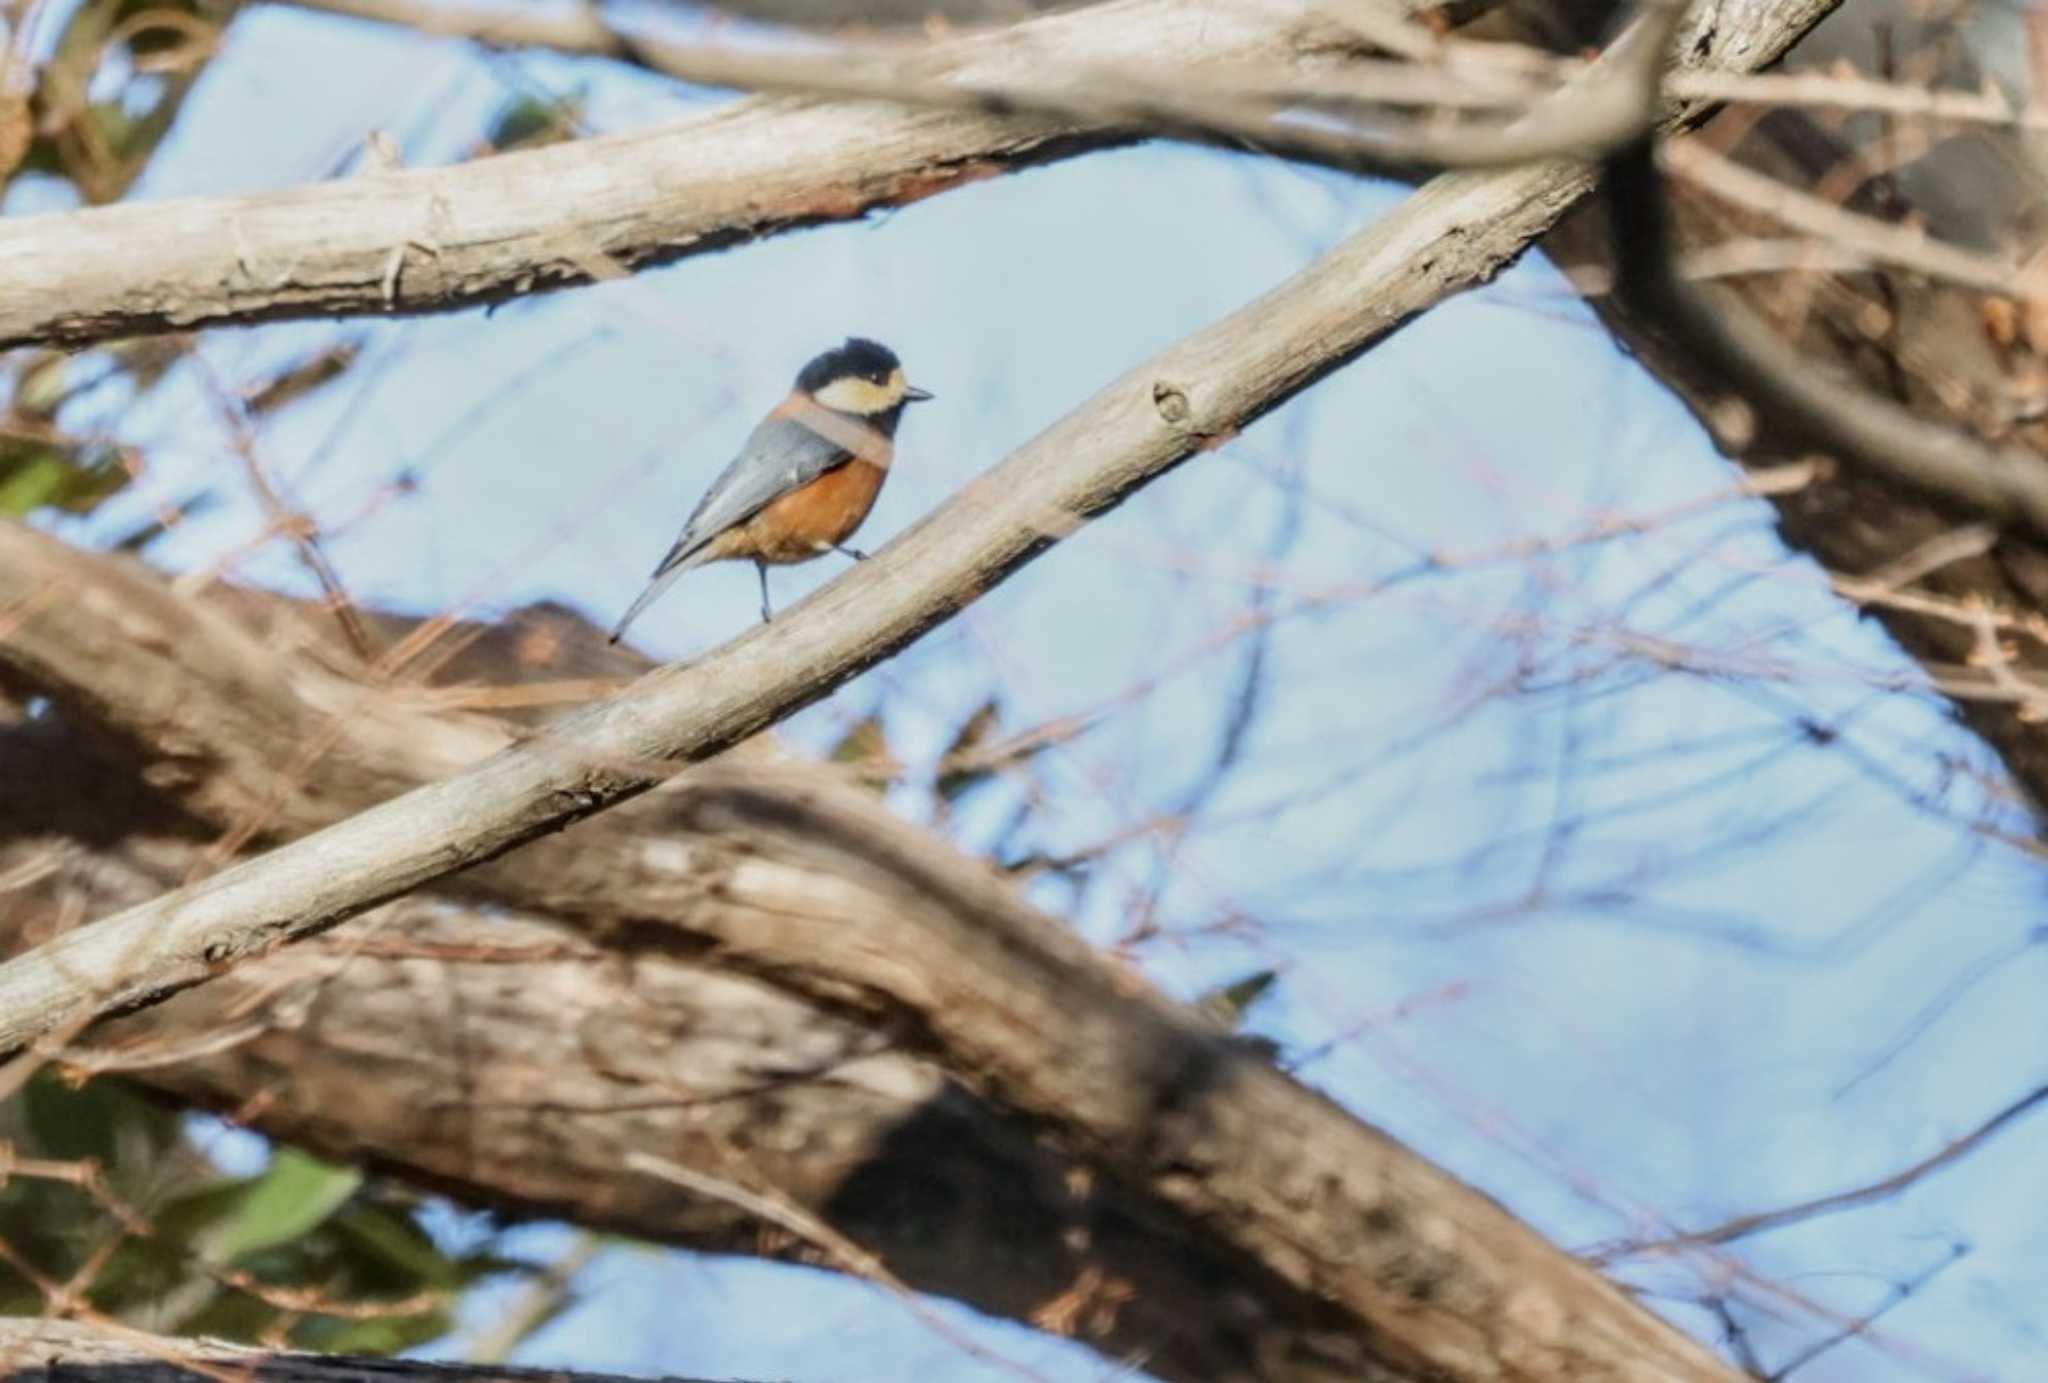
[0, 0, 1349, 350]
[1660, 136, 2034, 298]
[0, 143, 1586, 1054]
[1603, 135, 2048, 539]
[0, 1318, 732, 1383]
[0, 149, 1769, 1383]
[0, 3, 1847, 1377]
[278, 0, 1502, 68]
[283, 0, 1681, 174]
[1, 0, 1817, 351]
[0, 0, 1847, 1065]
[0, 585, 1429, 1383]
[1589, 1080, 2048, 1261]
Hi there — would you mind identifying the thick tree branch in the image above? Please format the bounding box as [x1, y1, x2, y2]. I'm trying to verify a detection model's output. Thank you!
[0, 588, 1377, 1383]
[0, 0, 1318, 349]
[0, 156, 1769, 1383]
[284, 0, 1682, 175]
[0, 569, 1392, 1383]
[0, 5, 1844, 1378]
[3, 0, 1813, 350]
[4, 631, 1392, 1383]
[0, 149, 1604, 1059]
[0, 1319, 728, 1383]
[273, 0, 1500, 64]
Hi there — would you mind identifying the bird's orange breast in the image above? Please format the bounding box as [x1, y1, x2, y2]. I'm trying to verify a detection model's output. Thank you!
[731, 460, 888, 564]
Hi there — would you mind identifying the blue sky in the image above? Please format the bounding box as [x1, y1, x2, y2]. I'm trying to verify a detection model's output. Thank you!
[33, 3, 2048, 1380]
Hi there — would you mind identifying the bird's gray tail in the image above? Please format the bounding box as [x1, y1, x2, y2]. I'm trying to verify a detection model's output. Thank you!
[608, 547, 707, 644]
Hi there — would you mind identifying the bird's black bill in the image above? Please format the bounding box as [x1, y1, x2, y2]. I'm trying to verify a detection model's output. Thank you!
[903, 386, 935, 402]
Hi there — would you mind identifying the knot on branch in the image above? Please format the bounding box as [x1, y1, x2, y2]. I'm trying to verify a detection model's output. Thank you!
[1151, 381, 1190, 425]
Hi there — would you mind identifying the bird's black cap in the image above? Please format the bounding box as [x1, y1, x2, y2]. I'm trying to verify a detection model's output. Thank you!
[796, 337, 901, 392]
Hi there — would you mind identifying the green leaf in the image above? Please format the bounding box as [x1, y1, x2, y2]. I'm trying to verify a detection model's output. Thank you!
[1195, 969, 1279, 1031]
[0, 1072, 473, 1355]
[309, 1306, 457, 1357]
[485, 90, 584, 152]
[326, 1202, 468, 1289]
[934, 699, 1003, 807]
[17, 1069, 179, 1169]
[0, 437, 131, 517]
[827, 712, 892, 788]
[243, 342, 362, 416]
[200, 1150, 362, 1265]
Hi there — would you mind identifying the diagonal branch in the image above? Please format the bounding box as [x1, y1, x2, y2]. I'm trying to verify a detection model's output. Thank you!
[287, 0, 1681, 175]
[0, 150, 1598, 1060]
[0, 5, 1847, 1378]
[1, 152, 1756, 1383]
[3, 0, 1811, 351]
[0, 601, 1378, 1383]
[0, 0, 1324, 349]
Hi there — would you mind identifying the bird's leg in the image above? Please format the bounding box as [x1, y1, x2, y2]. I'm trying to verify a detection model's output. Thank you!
[756, 560, 774, 624]
[833, 545, 868, 562]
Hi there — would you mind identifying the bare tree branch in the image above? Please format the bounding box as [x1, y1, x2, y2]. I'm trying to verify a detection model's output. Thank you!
[1590, 1080, 2048, 1261]
[0, 581, 1377, 1383]
[0, 146, 1771, 1383]
[0, 134, 1594, 1055]
[283, 0, 1682, 175]
[1660, 136, 2034, 299]
[0, 0, 1823, 351]
[0, 1318, 733, 1383]
[0, 0, 1853, 1062]
[0, 0, 1281, 348]
[1603, 135, 2048, 539]
[0, 4, 1848, 1376]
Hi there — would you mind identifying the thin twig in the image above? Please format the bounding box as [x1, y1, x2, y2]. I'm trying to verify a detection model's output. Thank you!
[1604, 137, 2048, 540]
[1589, 1081, 2048, 1261]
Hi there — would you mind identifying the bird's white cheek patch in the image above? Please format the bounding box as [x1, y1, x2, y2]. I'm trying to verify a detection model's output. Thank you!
[813, 374, 903, 413]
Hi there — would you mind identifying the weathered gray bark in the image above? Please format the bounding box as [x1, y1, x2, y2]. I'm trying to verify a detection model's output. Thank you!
[0, 0, 1825, 350]
[0, 0, 1314, 347]
[0, 1319, 720, 1383]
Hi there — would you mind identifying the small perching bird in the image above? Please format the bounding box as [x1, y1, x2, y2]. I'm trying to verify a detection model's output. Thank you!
[609, 337, 933, 644]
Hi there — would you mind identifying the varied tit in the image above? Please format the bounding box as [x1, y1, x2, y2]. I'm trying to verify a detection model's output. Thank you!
[608, 337, 933, 644]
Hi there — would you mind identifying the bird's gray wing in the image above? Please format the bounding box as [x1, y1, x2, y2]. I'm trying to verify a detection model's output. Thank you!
[610, 403, 886, 644]
[649, 412, 855, 577]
